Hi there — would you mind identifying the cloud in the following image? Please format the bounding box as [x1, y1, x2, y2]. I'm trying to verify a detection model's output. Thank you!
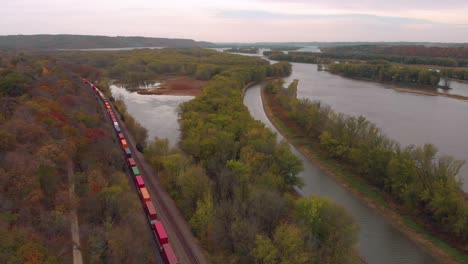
[218, 10, 434, 24]
[249, 0, 468, 12]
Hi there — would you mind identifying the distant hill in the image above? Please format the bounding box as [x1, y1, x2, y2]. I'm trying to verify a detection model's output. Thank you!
[0, 34, 214, 50]
[215, 42, 468, 48]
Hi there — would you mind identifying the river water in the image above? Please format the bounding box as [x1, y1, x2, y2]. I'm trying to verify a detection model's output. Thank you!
[279, 62, 468, 192]
[110, 84, 193, 147]
[244, 84, 437, 264]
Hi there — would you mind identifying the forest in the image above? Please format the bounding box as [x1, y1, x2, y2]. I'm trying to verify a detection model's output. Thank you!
[0, 34, 212, 50]
[0, 51, 155, 263]
[145, 60, 358, 263]
[327, 63, 441, 86]
[265, 50, 468, 68]
[265, 79, 468, 255]
[223, 47, 259, 54]
[0, 48, 359, 263]
[321, 45, 468, 59]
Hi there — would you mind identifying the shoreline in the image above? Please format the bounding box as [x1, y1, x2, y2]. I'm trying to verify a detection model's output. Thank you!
[395, 87, 468, 100]
[327, 71, 468, 101]
[258, 85, 461, 264]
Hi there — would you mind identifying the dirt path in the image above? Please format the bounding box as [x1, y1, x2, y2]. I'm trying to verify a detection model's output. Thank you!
[68, 160, 83, 264]
[110, 102, 208, 264]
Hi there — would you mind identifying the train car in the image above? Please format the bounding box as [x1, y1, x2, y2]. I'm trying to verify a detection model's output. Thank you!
[131, 166, 140, 176]
[140, 187, 150, 202]
[114, 124, 121, 133]
[145, 201, 157, 222]
[135, 175, 145, 188]
[153, 221, 168, 246]
[118, 133, 125, 140]
[120, 139, 128, 149]
[127, 157, 136, 167]
[162, 243, 178, 264]
[124, 148, 132, 157]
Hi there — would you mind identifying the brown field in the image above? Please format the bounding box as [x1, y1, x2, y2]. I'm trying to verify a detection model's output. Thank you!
[137, 76, 207, 96]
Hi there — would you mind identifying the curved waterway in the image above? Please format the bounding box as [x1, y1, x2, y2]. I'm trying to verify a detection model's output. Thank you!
[279, 62, 468, 191]
[110, 85, 193, 147]
[244, 84, 437, 264]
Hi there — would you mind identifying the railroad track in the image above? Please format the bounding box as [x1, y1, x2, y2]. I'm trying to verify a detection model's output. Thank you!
[80, 77, 207, 264]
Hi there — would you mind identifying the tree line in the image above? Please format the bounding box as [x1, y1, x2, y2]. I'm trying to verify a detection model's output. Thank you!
[322, 45, 468, 60]
[56, 48, 270, 85]
[327, 63, 441, 86]
[265, 51, 468, 71]
[224, 47, 259, 54]
[266, 79, 468, 251]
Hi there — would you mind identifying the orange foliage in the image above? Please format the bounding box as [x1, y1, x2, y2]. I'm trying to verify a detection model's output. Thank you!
[15, 242, 51, 264]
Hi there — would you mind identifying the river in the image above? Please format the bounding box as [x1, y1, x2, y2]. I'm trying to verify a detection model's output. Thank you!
[279, 62, 468, 192]
[244, 83, 437, 264]
[110, 84, 193, 147]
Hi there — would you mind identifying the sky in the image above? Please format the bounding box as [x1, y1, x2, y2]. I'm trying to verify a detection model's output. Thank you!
[1, 0, 468, 43]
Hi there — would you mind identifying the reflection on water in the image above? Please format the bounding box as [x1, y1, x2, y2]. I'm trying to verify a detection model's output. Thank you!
[110, 85, 193, 147]
[438, 79, 468, 97]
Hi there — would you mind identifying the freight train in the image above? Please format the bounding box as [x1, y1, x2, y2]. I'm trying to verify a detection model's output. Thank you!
[80, 78, 179, 264]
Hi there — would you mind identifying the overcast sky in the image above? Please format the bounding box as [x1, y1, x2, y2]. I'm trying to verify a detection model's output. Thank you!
[2, 0, 468, 42]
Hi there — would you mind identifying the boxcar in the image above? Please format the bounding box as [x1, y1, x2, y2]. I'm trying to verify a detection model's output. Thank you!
[120, 139, 128, 149]
[162, 244, 178, 264]
[135, 175, 145, 188]
[124, 148, 132, 157]
[131, 166, 140, 176]
[153, 221, 168, 246]
[140, 187, 150, 202]
[127, 157, 136, 167]
[145, 201, 157, 221]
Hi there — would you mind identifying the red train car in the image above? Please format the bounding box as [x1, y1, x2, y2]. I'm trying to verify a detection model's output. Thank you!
[153, 221, 168, 246]
[145, 201, 157, 221]
[162, 243, 178, 264]
[127, 157, 136, 167]
[135, 175, 145, 188]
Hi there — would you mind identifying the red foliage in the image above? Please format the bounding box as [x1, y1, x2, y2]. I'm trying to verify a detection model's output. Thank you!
[85, 128, 106, 141]
[49, 111, 68, 124]
[58, 95, 77, 106]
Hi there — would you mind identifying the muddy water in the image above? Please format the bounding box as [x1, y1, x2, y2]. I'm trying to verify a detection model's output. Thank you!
[279, 62, 468, 191]
[244, 84, 437, 264]
[110, 85, 193, 147]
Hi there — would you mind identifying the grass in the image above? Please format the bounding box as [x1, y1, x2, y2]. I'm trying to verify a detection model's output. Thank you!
[402, 217, 468, 263]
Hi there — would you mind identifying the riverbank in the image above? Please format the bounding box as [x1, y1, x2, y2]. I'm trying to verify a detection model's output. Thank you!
[243, 80, 365, 264]
[395, 87, 468, 100]
[260, 86, 465, 264]
[327, 71, 468, 101]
